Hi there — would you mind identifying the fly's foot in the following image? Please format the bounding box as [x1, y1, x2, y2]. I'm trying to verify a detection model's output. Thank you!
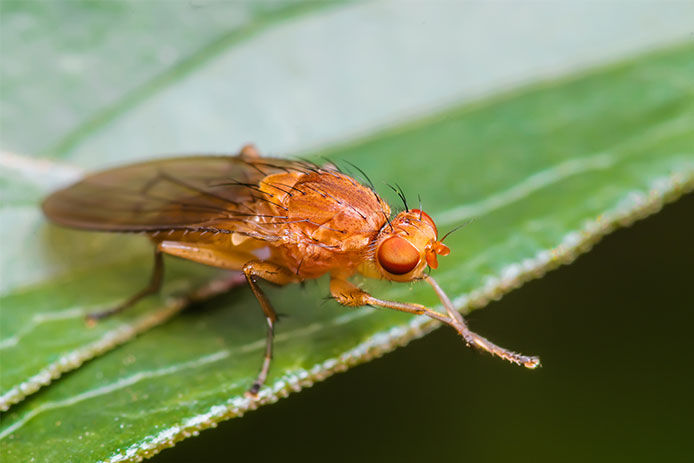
[245, 382, 262, 399]
[84, 307, 121, 326]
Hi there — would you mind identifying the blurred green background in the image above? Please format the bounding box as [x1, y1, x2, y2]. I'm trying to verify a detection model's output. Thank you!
[156, 190, 694, 463]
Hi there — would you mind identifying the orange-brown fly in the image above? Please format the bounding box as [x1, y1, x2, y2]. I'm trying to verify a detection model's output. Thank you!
[42, 145, 540, 396]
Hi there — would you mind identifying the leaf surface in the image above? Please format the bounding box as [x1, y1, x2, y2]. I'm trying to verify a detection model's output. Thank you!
[1, 2, 693, 462]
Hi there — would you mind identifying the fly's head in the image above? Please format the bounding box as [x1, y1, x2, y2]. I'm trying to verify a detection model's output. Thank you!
[373, 209, 450, 282]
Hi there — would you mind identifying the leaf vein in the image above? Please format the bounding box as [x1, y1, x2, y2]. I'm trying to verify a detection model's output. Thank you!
[437, 113, 693, 225]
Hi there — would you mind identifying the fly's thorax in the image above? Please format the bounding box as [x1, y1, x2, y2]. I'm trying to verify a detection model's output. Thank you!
[250, 168, 393, 279]
[368, 209, 450, 282]
[262, 170, 390, 250]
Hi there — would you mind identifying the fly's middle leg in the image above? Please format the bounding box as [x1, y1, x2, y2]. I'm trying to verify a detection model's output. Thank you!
[242, 261, 298, 397]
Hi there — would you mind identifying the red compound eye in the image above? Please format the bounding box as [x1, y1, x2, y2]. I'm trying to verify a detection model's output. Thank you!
[411, 209, 437, 236]
[377, 236, 420, 275]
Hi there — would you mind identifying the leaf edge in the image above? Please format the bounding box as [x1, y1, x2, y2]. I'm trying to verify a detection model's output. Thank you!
[100, 168, 694, 463]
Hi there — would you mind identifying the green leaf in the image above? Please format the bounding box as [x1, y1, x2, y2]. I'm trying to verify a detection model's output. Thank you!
[1, 2, 693, 462]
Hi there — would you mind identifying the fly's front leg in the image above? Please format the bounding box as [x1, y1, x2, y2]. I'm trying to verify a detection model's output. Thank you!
[330, 277, 451, 324]
[242, 261, 299, 397]
[86, 246, 164, 323]
[422, 275, 540, 369]
[330, 277, 540, 369]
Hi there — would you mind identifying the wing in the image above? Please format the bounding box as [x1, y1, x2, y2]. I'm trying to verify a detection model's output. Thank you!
[42, 155, 314, 236]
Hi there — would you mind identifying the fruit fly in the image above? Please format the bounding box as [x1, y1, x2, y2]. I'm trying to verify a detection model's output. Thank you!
[42, 145, 540, 396]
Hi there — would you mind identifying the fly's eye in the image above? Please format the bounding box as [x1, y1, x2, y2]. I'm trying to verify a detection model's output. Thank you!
[377, 236, 420, 275]
[411, 209, 437, 236]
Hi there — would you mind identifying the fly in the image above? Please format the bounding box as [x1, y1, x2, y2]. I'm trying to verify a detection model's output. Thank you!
[42, 145, 540, 396]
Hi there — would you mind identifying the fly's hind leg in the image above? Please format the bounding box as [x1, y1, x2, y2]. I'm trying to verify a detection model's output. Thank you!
[239, 144, 260, 158]
[87, 240, 252, 323]
[242, 261, 299, 397]
[86, 246, 164, 323]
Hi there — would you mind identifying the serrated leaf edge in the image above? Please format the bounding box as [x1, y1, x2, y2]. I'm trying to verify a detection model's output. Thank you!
[0, 275, 239, 412]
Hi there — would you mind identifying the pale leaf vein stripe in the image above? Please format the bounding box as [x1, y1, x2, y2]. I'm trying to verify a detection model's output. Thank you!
[437, 112, 693, 225]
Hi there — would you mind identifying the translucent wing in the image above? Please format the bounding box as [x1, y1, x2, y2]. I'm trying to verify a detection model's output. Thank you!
[42, 155, 310, 236]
